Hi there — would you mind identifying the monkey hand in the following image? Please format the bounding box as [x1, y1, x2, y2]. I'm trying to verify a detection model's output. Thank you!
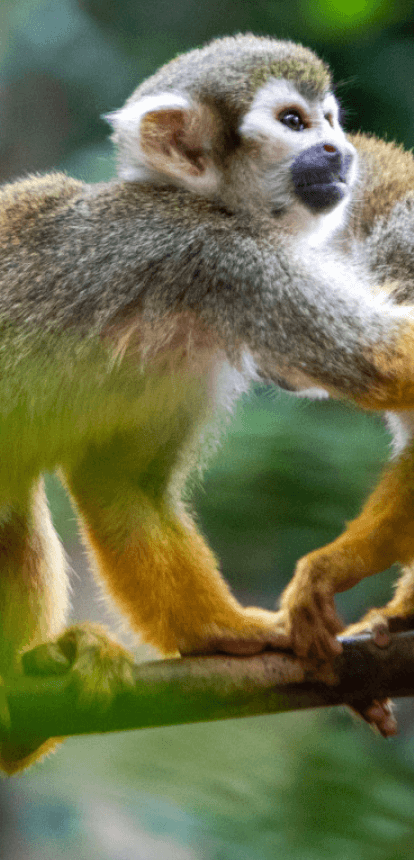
[281, 587, 398, 738]
[22, 622, 136, 713]
[279, 552, 345, 661]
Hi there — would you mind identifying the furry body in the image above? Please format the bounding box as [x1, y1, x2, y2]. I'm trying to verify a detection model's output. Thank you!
[1, 36, 414, 768]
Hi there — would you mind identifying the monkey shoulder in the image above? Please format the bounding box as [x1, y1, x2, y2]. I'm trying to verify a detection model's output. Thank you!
[82, 180, 274, 277]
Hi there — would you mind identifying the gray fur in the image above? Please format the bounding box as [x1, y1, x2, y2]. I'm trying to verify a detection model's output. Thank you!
[125, 34, 331, 118]
[0, 173, 405, 400]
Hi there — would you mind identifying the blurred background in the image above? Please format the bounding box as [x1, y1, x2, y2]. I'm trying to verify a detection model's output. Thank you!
[1, 0, 414, 857]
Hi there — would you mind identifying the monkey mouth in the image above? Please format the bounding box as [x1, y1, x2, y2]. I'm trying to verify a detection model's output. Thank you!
[294, 178, 348, 210]
[291, 143, 353, 211]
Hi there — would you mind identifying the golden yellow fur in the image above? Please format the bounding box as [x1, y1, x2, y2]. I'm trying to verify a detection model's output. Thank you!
[3, 34, 414, 768]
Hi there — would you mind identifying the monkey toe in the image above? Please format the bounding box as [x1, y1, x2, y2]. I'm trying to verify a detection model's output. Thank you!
[341, 612, 391, 647]
[180, 609, 293, 656]
[182, 637, 272, 656]
[181, 630, 292, 657]
[353, 698, 398, 738]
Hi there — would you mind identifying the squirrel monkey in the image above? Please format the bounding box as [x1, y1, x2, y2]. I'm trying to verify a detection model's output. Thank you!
[277, 132, 414, 682]
[0, 34, 414, 770]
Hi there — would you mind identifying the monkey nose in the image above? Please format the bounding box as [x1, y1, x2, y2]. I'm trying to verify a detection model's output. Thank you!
[321, 144, 354, 176]
[291, 142, 352, 210]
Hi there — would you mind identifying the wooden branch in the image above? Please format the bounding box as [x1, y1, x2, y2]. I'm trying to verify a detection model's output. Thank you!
[2, 630, 414, 742]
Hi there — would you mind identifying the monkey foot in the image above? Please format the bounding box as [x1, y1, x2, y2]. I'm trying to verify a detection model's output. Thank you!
[341, 611, 391, 646]
[179, 608, 292, 656]
[350, 698, 398, 738]
[341, 613, 398, 737]
[22, 622, 136, 713]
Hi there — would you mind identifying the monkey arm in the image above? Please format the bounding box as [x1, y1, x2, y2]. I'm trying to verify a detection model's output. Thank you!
[132, 197, 414, 413]
[208, 235, 414, 413]
[1, 174, 414, 415]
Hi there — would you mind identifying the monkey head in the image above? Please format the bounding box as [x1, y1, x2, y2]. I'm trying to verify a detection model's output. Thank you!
[106, 34, 356, 241]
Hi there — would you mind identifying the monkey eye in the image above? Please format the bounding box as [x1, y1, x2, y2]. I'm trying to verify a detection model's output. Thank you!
[277, 109, 307, 131]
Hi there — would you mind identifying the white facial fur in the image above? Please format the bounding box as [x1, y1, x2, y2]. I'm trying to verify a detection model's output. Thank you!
[106, 93, 191, 182]
[240, 79, 357, 240]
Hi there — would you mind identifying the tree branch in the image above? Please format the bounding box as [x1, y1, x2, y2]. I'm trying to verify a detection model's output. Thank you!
[2, 630, 414, 742]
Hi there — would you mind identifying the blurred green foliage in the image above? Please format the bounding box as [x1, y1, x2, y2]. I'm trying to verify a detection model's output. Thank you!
[9, 711, 414, 859]
[2, 1, 414, 858]
[0, 0, 414, 184]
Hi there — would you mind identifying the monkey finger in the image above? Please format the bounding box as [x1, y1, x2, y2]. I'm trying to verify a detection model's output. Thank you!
[317, 613, 344, 659]
[314, 629, 343, 662]
[290, 601, 343, 661]
[291, 627, 342, 662]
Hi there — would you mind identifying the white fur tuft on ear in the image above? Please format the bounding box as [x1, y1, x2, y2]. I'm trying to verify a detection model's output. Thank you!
[104, 92, 191, 136]
[105, 91, 219, 195]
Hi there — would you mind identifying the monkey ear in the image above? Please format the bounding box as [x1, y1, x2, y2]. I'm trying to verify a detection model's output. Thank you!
[105, 93, 219, 193]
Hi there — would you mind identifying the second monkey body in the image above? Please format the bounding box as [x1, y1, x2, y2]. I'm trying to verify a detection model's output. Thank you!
[1, 35, 414, 771]
[278, 131, 414, 666]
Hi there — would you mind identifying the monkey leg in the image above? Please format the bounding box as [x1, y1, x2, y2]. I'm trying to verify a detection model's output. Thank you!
[343, 563, 414, 640]
[65, 456, 288, 657]
[0, 480, 69, 774]
[279, 451, 414, 662]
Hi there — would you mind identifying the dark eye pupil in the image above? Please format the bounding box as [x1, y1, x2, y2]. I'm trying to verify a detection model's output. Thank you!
[280, 111, 304, 131]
